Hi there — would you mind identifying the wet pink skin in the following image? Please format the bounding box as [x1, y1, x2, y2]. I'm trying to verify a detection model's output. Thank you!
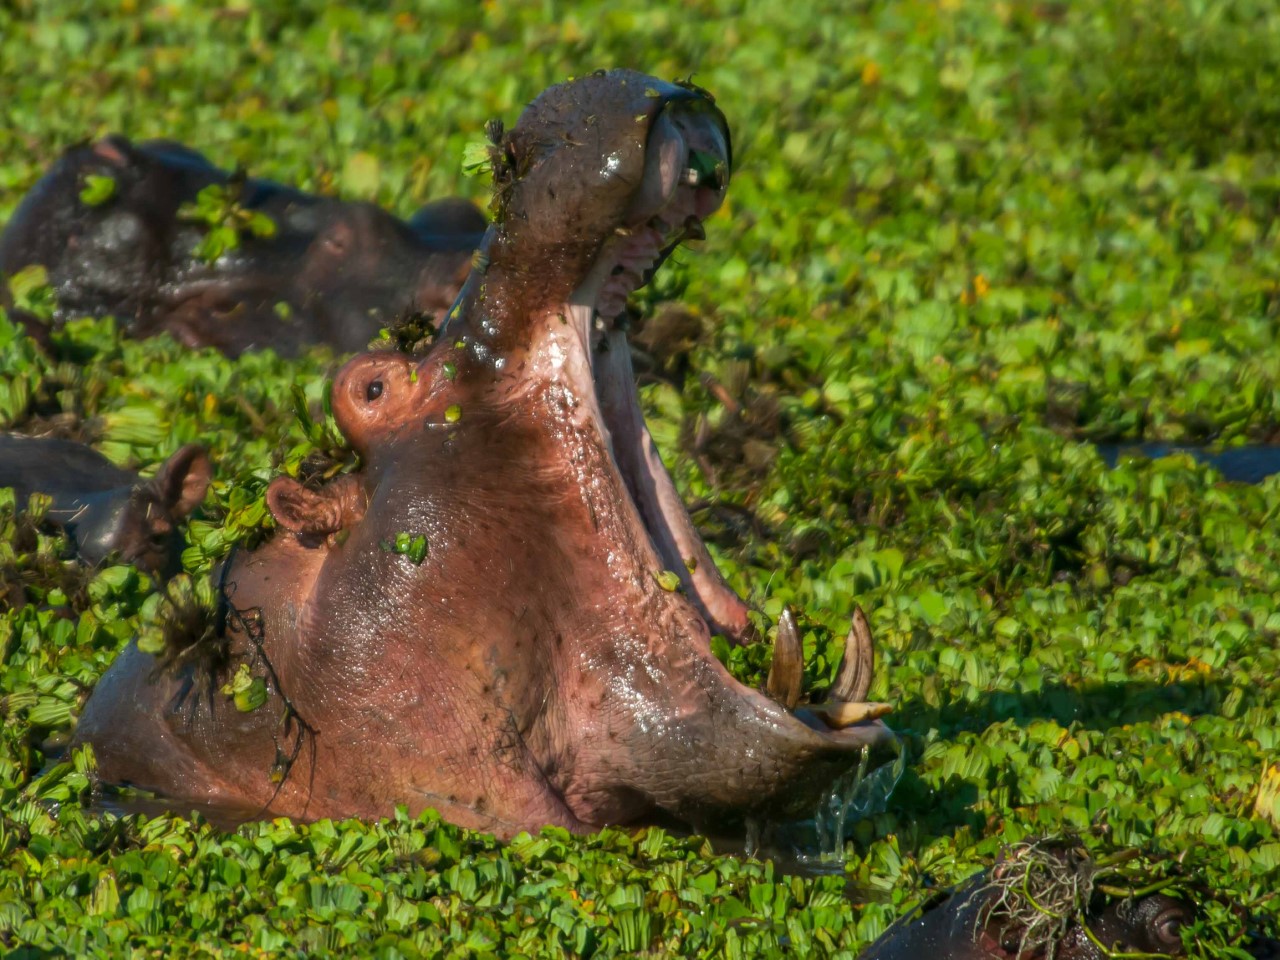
[73, 70, 892, 837]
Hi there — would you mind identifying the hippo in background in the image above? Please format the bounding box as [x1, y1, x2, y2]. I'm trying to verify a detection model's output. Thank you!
[860, 842, 1192, 960]
[0, 435, 211, 579]
[0, 135, 487, 356]
[73, 69, 896, 838]
[861, 882, 1191, 959]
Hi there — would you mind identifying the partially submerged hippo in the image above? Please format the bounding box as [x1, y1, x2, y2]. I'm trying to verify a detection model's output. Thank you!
[0, 436, 210, 578]
[0, 136, 486, 355]
[74, 70, 895, 837]
[861, 844, 1190, 959]
[861, 882, 1190, 959]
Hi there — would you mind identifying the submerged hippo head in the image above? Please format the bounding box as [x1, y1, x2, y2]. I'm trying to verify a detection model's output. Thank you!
[862, 884, 1190, 960]
[0, 437, 211, 579]
[861, 842, 1192, 960]
[76, 70, 893, 837]
[0, 135, 484, 356]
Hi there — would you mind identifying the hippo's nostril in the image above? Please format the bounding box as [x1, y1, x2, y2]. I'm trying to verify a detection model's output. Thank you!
[683, 218, 706, 242]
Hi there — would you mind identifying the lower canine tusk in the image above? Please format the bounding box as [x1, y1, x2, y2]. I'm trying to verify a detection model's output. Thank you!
[831, 605, 875, 703]
[765, 606, 804, 710]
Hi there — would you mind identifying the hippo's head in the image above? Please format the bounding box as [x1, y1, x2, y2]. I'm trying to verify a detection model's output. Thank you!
[76, 70, 893, 838]
[863, 886, 1190, 960]
[0, 135, 484, 357]
[60, 444, 211, 578]
[861, 841, 1193, 960]
[158, 191, 484, 356]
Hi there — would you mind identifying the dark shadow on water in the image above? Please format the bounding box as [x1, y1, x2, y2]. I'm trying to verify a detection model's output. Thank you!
[891, 677, 1230, 742]
[1096, 442, 1280, 483]
[697, 678, 1232, 886]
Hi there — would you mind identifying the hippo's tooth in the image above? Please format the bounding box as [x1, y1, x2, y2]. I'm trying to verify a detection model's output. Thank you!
[682, 166, 702, 187]
[806, 700, 893, 728]
[765, 606, 803, 710]
[830, 605, 875, 703]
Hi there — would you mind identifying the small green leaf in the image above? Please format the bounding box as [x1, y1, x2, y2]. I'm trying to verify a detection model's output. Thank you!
[654, 570, 682, 592]
[461, 140, 493, 178]
[233, 677, 268, 712]
[79, 174, 117, 206]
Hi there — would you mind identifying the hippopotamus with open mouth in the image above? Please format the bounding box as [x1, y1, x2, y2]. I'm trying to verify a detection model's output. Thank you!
[0, 136, 485, 356]
[73, 70, 894, 837]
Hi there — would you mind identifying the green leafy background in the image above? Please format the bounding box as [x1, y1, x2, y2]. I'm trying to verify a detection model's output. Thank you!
[2, 0, 1279, 956]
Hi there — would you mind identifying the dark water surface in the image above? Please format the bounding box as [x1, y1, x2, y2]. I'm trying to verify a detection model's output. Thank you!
[1096, 443, 1280, 483]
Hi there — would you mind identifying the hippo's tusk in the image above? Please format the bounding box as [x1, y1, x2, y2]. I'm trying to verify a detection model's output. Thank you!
[830, 604, 875, 703]
[765, 606, 803, 710]
[805, 700, 893, 729]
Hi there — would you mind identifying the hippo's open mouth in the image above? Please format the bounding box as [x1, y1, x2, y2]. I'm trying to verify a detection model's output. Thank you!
[531, 99, 898, 786]
[586, 102, 731, 333]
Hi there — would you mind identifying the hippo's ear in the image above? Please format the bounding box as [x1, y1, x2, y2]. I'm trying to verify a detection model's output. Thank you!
[151, 444, 212, 518]
[266, 475, 364, 538]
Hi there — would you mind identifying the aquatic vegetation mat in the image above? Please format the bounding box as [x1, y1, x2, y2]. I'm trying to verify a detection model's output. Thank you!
[2, 0, 1280, 956]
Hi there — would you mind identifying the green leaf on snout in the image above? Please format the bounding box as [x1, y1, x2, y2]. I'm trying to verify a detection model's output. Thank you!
[387, 532, 429, 564]
[243, 210, 277, 239]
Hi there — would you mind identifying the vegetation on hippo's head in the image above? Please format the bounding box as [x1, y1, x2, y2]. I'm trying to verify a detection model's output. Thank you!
[178, 181, 278, 264]
[1, 0, 1280, 957]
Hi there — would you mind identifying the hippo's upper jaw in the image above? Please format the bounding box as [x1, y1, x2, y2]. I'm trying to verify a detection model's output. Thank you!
[75, 70, 894, 838]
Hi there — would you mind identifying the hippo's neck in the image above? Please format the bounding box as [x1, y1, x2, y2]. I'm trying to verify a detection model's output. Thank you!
[441, 225, 615, 367]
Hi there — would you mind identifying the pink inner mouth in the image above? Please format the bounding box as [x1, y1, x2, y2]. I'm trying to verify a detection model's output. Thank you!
[594, 146, 711, 324]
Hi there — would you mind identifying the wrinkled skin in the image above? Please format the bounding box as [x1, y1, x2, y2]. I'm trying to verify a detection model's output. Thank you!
[860, 875, 1190, 960]
[74, 70, 894, 838]
[0, 436, 211, 578]
[0, 136, 485, 356]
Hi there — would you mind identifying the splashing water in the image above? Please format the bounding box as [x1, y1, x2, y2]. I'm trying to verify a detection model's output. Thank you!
[712, 737, 907, 878]
[775, 737, 907, 875]
[744, 816, 763, 859]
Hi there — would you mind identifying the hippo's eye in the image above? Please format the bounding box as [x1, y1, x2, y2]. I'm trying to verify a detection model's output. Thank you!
[366, 380, 384, 402]
[1153, 909, 1185, 944]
